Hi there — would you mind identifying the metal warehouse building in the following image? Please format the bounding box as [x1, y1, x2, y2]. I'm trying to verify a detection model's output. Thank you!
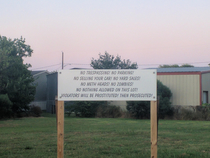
[44, 67, 210, 113]
[156, 67, 210, 107]
[30, 71, 48, 110]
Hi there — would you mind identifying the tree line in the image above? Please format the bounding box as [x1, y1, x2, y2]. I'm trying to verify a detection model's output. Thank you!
[0, 36, 176, 119]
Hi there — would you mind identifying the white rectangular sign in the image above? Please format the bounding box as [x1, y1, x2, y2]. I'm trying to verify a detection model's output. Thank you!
[58, 69, 157, 101]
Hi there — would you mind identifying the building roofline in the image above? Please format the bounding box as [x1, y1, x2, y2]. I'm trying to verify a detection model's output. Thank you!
[201, 70, 210, 74]
[151, 67, 210, 73]
[32, 70, 49, 77]
[157, 72, 201, 75]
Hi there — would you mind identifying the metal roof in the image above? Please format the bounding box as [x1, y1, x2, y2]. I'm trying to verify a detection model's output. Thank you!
[31, 71, 42, 76]
[31, 70, 48, 76]
[148, 67, 210, 73]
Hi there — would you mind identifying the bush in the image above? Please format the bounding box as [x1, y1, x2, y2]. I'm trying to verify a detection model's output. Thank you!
[30, 105, 42, 117]
[157, 80, 174, 119]
[199, 104, 210, 120]
[127, 80, 174, 119]
[0, 94, 13, 119]
[126, 101, 150, 119]
[174, 104, 210, 121]
[176, 108, 200, 120]
[173, 105, 210, 120]
[65, 101, 75, 116]
[71, 101, 106, 117]
[96, 105, 122, 118]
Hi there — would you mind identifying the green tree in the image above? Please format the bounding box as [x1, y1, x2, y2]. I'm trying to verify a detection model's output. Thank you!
[180, 64, 194, 67]
[0, 94, 13, 118]
[159, 64, 194, 68]
[159, 64, 179, 68]
[91, 52, 138, 69]
[126, 80, 173, 119]
[157, 80, 173, 118]
[0, 36, 35, 118]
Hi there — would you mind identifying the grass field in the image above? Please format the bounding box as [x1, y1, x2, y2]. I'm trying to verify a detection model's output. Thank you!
[0, 114, 210, 158]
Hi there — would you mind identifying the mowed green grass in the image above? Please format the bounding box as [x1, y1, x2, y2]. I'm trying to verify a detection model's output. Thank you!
[0, 114, 210, 158]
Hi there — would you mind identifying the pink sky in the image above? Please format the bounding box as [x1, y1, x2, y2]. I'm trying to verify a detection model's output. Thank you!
[1, 0, 210, 71]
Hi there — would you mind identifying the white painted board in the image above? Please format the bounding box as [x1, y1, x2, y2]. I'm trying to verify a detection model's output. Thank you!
[57, 69, 157, 101]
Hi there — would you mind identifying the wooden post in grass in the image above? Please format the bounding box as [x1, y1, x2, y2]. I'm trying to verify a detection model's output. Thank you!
[151, 101, 158, 158]
[56, 97, 58, 126]
[56, 97, 64, 158]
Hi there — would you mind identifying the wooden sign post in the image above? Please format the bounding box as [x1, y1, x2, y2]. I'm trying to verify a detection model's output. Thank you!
[55, 101, 158, 158]
[151, 101, 157, 158]
[56, 69, 157, 158]
[56, 98, 64, 158]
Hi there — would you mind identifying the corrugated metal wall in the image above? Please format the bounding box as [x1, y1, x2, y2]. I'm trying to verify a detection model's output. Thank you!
[46, 72, 58, 113]
[34, 72, 48, 101]
[202, 73, 210, 104]
[157, 74, 200, 106]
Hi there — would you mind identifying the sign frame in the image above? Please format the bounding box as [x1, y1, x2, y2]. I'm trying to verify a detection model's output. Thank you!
[56, 69, 158, 158]
[57, 69, 157, 101]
